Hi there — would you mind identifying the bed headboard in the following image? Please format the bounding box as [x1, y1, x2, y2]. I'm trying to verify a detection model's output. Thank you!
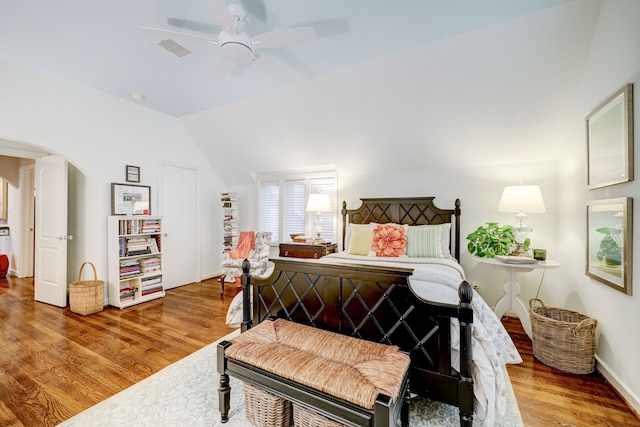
[341, 197, 461, 261]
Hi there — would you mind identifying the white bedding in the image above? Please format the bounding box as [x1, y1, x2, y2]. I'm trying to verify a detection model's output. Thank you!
[225, 253, 522, 425]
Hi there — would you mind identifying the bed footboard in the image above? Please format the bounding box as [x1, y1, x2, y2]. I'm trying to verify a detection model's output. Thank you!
[240, 258, 474, 426]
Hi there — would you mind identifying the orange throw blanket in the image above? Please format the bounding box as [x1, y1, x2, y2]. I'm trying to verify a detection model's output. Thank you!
[227, 231, 255, 259]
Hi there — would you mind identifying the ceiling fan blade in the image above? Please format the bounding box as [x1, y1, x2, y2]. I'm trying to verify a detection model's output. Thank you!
[294, 18, 350, 38]
[264, 49, 316, 79]
[241, 0, 267, 23]
[167, 17, 222, 35]
[140, 27, 217, 45]
[212, 58, 236, 81]
[207, 0, 237, 32]
[252, 54, 293, 81]
[252, 27, 316, 49]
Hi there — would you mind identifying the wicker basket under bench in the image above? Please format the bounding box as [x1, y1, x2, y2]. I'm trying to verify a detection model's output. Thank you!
[217, 318, 411, 427]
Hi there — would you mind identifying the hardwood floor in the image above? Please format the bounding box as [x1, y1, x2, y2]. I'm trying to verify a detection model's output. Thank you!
[0, 276, 638, 426]
[504, 317, 639, 426]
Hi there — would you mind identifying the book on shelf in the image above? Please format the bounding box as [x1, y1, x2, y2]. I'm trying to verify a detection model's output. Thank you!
[140, 257, 161, 274]
[148, 237, 160, 254]
[141, 277, 162, 287]
[141, 287, 163, 297]
[141, 281, 162, 290]
[119, 287, 136, 301]
[141, 219, 160, 233]
[221, 192, 238, 200]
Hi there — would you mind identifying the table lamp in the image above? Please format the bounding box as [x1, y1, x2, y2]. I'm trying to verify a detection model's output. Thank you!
[306, 194, 332, 244]
[498, 185, 546, 257]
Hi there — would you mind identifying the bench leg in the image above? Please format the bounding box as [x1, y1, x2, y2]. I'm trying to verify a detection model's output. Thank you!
[460, 412, 473, 427]
[218, 373, 230, 423]
[401, 390, 410, 427]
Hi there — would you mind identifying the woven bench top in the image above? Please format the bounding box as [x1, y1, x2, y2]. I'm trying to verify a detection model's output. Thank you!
[226, 319, 410, 409]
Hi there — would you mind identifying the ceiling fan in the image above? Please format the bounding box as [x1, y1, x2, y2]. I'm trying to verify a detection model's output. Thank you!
[141, 0, 317, 80]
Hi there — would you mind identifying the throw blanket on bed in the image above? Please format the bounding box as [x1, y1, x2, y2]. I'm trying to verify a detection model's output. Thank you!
[318, 253, 522, 426]
[227, 231, 255, 259]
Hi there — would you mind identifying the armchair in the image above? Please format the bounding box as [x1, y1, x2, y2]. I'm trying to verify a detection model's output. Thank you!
[220, 231, 272, 296]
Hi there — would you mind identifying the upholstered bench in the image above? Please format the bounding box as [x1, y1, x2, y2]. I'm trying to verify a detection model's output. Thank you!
[217, 318, 410, 427]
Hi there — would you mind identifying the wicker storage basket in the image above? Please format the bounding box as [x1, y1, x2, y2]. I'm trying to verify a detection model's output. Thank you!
[244, 382, 292, 427]
[529, 298, 597, 374]
[293, 403, 345, 427]
[69, 262, 104, 315]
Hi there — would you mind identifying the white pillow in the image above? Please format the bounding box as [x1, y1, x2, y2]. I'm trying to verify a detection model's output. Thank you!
[406, 223, 451, 257]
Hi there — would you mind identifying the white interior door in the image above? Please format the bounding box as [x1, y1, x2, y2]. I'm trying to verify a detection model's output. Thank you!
[34, 155, 68, 307]
[19, 164, 35, 278]
[160, 164, 198, 289]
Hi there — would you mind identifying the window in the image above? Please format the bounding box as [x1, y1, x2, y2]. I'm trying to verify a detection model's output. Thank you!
[258, 171, 337, 245]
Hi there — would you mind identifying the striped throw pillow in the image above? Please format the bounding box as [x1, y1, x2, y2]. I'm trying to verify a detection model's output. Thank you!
[406, 225, 444, 258]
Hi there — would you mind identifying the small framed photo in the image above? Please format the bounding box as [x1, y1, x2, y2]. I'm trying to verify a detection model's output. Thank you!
[111, 183, 150, 215]
[126, 165, 140, 183]
[586, 197, 633, 294]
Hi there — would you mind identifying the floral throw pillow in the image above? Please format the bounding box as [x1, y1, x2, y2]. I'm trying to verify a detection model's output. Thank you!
[371, 224, 407, 257]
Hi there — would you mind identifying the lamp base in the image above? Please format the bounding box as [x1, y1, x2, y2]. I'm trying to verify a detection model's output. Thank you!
[508, 244, 531, 257]
[311, 234, 325, 245]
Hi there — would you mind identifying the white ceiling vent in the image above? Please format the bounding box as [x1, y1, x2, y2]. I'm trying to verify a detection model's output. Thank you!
[156, 39, 192, 58]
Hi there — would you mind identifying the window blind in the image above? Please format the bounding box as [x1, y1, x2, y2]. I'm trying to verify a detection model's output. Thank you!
[258, 172, 337, 245]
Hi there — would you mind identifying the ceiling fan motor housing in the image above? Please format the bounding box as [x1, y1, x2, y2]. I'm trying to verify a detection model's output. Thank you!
[218, 32, 254, 63]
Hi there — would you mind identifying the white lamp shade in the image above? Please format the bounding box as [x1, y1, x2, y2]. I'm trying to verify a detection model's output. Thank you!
[306, 193, 332, 212]
[498, 185, 546, 213]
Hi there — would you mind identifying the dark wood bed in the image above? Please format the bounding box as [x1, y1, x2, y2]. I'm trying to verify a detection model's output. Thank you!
[236, 197, 474, 426]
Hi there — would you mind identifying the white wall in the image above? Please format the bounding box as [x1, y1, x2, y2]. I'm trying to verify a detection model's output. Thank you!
[0, 59, 226, 287]
[192, 0, 640, 412]
[556, 0, 640, 413]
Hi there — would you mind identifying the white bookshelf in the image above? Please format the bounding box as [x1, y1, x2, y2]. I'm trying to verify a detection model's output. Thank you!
[222, 193, 238, 253]
[107, 216, 165, 308]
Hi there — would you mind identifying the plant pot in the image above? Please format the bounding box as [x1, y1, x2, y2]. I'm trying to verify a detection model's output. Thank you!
[604, 252, 621, 266]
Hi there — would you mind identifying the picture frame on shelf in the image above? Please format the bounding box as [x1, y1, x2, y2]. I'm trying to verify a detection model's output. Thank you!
[0, 179, 7, 220]
[586, 197, 633, 295]
[586, 83, 634, 189]
[126, 165, 140, 183]
[111, 183, 151, 215]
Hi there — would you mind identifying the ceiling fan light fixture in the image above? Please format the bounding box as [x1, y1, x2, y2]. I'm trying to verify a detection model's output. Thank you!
[218, 32, 254, 63]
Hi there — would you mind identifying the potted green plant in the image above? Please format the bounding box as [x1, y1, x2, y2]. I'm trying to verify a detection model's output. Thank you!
[466, 222, 528, 258]
[596, 227, 622, 266]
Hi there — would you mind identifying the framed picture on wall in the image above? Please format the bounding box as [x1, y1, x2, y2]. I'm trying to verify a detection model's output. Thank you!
[111, 183, 150, 215]
[586, 197, 633, 295]
[586, 83, 634, 189]
[126, 165, 140, 183]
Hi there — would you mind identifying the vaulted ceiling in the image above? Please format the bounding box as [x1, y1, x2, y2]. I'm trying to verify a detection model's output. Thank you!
[1, 0, 576, 118]
[1, 0, 606, 186]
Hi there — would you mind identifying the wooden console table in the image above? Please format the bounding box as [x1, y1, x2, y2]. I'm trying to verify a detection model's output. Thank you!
[279, 242, 337, 259]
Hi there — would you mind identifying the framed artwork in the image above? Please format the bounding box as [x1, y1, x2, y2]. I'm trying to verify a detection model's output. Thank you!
[0, 179, 7, 220]
[126, 165, 140, 183]
[111, 183, 150, 215]
[586, 197, 632, 294]
[586, 83, 634, 189]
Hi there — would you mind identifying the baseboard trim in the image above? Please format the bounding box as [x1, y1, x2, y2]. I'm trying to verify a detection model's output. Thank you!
[596, 355, 640, 418]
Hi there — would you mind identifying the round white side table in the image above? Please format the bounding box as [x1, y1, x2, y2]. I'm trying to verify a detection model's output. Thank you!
[473, 256, 561, 338]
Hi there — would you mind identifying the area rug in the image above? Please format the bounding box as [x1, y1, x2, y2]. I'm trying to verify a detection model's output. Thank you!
[58, 330, 523, 427]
